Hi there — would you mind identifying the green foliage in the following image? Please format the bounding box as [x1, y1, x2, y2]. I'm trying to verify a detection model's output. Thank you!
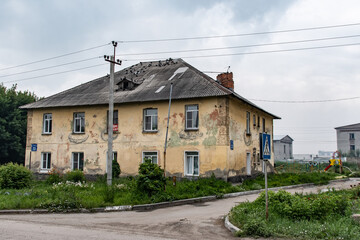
[65, 170, 85, 183]
[45, 168, 63, 184]
[231, 189, 360, 239]
[112, 159, 121, 178]
[136, 159, 166, 196]
[0, 84, 37, 165]
[0, 163, 32, 189]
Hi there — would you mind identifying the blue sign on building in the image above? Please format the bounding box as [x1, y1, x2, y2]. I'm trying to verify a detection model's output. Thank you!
[230, 140, 234, 150]
[31, 144, 37, 152]
[260, 133, 271, 160]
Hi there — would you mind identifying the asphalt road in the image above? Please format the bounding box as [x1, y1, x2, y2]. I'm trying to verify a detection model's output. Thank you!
[0, 179, 359, 240]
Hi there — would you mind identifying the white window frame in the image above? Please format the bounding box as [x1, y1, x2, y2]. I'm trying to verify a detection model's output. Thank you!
[41, 152, 51, 171]
[185, 105, 199, 130]
[246, 112, 250, 134]
[73, 112, 85, 133]
[143, 108, 158, 132]
[72, 152, 84, 171]
[262, 118, 266, 133]
[43, 113, 52, 134]
[142, 151, 158, 164]
[184, 151, 199, 176]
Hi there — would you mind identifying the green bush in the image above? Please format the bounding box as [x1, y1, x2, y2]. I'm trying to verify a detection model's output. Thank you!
[112, 159, 121, 178]
[0, 163, 32, 189]
[46, 168, 63, 184]
[65, 170, 85, 183]
[136, 158, 166, 196]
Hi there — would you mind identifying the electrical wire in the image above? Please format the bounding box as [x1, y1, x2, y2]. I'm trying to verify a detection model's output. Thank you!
[122, 42, 360, 61]
[248, 96, 360, 103]
[117, 22, 360, 43]
[0, 57, 102, 78]
[117, 34, 360, 56]
[1, 63, 107, 84]
[0, 43, 111, 72]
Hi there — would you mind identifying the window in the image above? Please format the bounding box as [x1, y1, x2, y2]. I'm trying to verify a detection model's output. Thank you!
[350, 133, 355, 140]
[262, 118, 265, 132]
[106, 152, 117, 173]
[143, 109, 158, 131]
[43, 113, 52, 134]
[73, 112, 85, 133]
[142, 151, 158, 164]
[284, 145, 286, 154]
[41, 152, 51, 170]
[257, 116, 260, 127]
[186, 105, 199, 130]
[107, 110, 119, 132]
[72, 152, 84, 170]
[350, 145, 355, 151]
[253, 114, 256, 127]
[246, 112, 250, 134]
[185, 151, 199, 176]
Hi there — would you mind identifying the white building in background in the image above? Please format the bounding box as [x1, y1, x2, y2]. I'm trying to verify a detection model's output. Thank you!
[335, 123, 360, 155]
[274, 135, 293, 160]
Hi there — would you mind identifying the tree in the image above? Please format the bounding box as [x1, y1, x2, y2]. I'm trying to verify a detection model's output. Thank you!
[0, 84, 37, 165]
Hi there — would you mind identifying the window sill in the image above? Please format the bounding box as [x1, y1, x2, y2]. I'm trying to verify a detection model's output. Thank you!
[142, 130, 158, 134]
[104, 131, 120, 135]
[42, 133, 52, 135]
[185, 128, 199, 132]
[72, 132, 85, 135]
[39, 169, 50, 174]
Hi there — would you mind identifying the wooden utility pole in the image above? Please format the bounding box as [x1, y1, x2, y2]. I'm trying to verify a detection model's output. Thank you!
[104, 41, 122, 186]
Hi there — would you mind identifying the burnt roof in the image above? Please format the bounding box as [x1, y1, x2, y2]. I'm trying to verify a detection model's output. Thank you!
[20, 58, 280, 119]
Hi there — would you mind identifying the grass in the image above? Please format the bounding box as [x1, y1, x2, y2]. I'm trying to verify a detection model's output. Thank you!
[0, 171, 344, 211]
[229, 186, 360, 240]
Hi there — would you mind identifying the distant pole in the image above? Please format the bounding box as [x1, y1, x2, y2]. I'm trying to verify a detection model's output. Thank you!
[164, 83, 173, 179]
[105, 41, 122, 186]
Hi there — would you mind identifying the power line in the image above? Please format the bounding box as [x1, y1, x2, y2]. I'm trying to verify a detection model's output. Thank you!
[118, 34, 360, 56]
[1, 63, 107, 84]
[0, 56, 102, 78]
[249, 96, 360, 103]
[117, 22, 360, 43]
[0, 43, 111, 72]
[122, 42, 360, 61]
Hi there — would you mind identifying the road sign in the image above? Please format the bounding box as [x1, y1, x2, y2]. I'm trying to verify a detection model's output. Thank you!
[261, 133, 271, 160]
[31, 144, 37, 152]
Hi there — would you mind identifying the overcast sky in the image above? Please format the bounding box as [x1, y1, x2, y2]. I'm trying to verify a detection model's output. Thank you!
[1, 0, 360, 155]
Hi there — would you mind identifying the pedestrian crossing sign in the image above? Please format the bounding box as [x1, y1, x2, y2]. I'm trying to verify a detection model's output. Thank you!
[261, 133, 271, 160]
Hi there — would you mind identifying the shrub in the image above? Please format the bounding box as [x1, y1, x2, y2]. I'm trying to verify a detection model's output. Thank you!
[46, 168, 63, 184]
[0, 163, 32, 189]
[112, 159, 121, 178]
[65, 170, 85, 183]
[136, 158, 166, 196]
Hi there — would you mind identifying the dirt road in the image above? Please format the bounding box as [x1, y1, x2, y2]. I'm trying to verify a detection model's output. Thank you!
[0, 179, 359, 240]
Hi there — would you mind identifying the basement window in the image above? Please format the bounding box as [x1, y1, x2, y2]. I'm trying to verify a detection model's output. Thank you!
[72, 152, 84, 171]
[185, 151, 199, 176]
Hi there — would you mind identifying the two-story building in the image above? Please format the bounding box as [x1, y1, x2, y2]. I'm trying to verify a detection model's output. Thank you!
[335, 123, 360, 155]
[273, 135, 293, 160]
[20, 59, 280, 181]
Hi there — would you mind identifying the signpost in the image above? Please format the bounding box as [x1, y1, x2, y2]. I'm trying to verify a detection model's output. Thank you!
[29, 144, 37, 170]
[260, 133, 271, 220]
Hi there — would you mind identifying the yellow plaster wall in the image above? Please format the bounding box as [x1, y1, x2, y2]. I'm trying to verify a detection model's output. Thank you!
[25, 97, 230, 177]
[228, 97, 275, 176]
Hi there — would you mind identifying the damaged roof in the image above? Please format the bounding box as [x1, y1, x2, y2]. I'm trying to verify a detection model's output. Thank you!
[20, 58, 280, 119]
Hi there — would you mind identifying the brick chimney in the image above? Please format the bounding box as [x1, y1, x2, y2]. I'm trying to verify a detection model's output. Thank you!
[217, 72, 234, 90]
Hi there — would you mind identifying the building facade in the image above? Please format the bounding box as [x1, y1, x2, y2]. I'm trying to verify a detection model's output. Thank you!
[21, 59, 280, 180]
[273, 135, 293, 160]
[335, 123, 360, 156]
